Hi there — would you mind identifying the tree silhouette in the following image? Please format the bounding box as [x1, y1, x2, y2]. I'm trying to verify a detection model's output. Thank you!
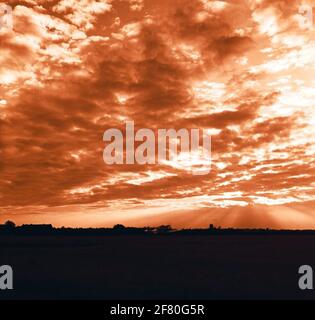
[113, 224, 126, 230]
[156, 225, 172, 234]
[4, 220, 15, 229]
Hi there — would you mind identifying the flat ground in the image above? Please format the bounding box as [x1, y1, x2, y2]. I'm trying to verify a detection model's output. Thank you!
[0, 235, 315, 300]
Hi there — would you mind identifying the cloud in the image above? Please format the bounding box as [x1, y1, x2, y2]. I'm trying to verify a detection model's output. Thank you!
[0, 0, 315, 228]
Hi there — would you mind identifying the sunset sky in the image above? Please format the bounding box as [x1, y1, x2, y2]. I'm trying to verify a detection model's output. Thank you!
[1, 0, 315, 229]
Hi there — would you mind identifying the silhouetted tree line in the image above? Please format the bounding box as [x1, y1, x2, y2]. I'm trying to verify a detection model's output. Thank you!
[1, 220, 315, 236]
[0, 221, 174, 236]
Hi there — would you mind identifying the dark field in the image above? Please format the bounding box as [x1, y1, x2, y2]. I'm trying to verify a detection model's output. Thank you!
[0, 235, 315, 300]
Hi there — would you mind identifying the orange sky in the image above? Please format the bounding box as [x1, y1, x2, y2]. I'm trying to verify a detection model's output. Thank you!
[1, 0, 315, 229]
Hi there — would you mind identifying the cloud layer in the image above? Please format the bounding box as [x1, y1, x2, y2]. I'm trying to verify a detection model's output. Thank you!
[1, 0, 315, 228]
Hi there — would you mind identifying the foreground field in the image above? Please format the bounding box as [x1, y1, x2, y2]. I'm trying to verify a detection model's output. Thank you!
[0, 235, 315, 299]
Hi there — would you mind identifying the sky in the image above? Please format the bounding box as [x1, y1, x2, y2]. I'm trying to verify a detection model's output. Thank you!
[1, 0, 315, 229]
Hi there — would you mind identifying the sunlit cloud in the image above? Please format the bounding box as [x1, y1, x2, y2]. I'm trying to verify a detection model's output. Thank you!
[0, 0, 315, 229]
